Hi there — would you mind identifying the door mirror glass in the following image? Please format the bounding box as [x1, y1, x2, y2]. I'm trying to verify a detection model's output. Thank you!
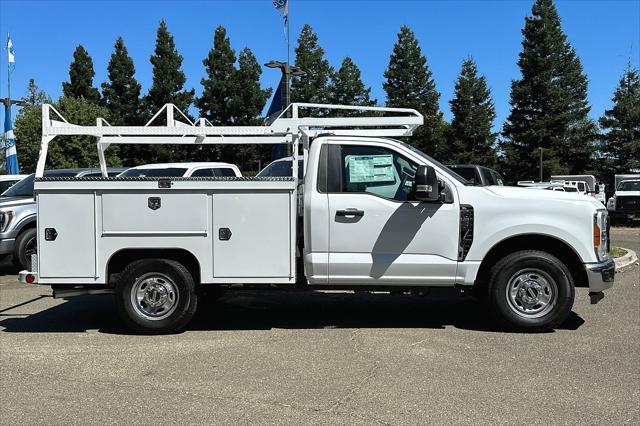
[413, 165, 440, 202]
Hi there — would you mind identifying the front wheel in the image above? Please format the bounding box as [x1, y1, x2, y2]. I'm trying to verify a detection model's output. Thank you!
[13, 227, 37, 270]
[115, 259, 198, 334]
[488, 250, 574, 331]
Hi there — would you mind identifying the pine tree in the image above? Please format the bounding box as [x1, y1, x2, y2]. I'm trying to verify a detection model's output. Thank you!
[22, 79, 50, 106]
[599, 64, 640, 176]
[144, 20, 194, 162]
[329, 57, 375, 108]
[501, 0, 596, 182]
[447, 58, 497, 166]
[230, 48, 272, 171]
[196, 26, 237, 126]
[383, 25, 446, 156]
[145, 20, 194, 119]
[102, 37, 142, 125]
[291, 24, 333, 104]
[62, 45, 101, 102]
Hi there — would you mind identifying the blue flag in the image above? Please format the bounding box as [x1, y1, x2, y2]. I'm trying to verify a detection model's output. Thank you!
[272, 0, 288, 23]
[4, 107, 19, 174]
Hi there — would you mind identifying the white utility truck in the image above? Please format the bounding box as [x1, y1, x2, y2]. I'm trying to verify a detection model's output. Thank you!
[20, 103, 614, 334]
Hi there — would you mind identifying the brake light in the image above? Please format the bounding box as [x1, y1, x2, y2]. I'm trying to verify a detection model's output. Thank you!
[25, 274, 35, 284]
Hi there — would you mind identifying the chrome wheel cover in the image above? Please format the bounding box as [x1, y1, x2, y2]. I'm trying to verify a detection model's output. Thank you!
[131, 273, 179, 320]
[505, 269, 557, 319]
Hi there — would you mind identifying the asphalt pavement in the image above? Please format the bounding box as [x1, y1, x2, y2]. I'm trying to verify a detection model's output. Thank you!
[0, 227, 638, 424]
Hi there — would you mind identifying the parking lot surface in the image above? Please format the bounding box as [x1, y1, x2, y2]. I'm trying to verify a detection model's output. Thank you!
[0, 227, 638, 424]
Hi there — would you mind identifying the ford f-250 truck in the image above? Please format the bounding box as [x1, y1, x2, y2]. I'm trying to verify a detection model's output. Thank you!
[20, 103, 614, 334]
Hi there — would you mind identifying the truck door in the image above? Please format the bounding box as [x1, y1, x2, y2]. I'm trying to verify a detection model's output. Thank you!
[325, 142, 460, 286]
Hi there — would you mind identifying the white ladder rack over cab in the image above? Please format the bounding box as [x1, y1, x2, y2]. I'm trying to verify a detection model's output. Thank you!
[37, 102, 423, 178]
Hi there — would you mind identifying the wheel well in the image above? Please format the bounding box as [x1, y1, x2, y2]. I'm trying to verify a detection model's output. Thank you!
[107, 249, 201, 286]
[475, 234, 588, 290]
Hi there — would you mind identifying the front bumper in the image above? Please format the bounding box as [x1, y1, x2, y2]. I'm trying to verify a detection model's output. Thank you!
[585, 258, 615, 293]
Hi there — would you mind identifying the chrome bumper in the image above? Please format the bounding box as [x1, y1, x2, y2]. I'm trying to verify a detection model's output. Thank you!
[585, 258, 615, 293]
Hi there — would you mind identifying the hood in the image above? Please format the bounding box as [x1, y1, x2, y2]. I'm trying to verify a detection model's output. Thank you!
[614, 190, 640, 197]
[482, 185, 599, 204]
[0, 196, 36, 208]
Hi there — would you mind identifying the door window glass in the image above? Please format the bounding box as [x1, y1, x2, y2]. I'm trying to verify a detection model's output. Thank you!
[339, 145, 417, 201]
[213, 168, 237, 177]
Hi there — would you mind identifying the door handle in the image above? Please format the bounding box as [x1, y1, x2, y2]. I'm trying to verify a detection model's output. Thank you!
[336, 209, 364, 217]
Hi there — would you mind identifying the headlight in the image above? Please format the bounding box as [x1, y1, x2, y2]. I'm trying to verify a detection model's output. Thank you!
[593, 210, 609, 261]
[0, 210, 14, 233]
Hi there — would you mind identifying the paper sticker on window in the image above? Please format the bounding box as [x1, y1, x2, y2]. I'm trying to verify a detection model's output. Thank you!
[347, 155, 394, 183]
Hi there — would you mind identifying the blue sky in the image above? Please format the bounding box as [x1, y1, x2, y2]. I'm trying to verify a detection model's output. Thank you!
[1, 0, 639, 131]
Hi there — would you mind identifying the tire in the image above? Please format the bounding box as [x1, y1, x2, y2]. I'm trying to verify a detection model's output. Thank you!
[488, 250, 574, 331]
[13, 227, 37, 270]
[115, 258, 198, 334]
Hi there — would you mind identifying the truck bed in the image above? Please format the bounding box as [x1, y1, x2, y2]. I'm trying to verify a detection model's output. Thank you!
[34, 177, 297, 285]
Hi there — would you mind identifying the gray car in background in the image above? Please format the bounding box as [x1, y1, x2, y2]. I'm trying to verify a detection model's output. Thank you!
[0, 168, 125, 269]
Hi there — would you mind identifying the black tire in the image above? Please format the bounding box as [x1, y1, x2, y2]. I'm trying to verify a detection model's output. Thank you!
[115, 258, 198, 334]
[13, 227, 37, 270]
[488, 250, 574, 331]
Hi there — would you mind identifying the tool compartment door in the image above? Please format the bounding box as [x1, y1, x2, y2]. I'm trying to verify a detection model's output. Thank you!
[37, 193, 96, 278]
[212, 192, 291, 278]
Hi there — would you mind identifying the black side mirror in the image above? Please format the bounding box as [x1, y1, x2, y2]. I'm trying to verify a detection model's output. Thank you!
[595, 184, 600, 195]
[413, 165, 440, 202]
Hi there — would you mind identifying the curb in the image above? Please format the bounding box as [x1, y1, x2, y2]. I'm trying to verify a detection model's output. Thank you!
[614, 248, 638, 270]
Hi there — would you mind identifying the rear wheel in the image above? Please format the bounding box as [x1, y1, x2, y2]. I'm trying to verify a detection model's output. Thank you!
[13, 227, 37, 270]
[488, 250, 574, 331]
[115, 259, 198, 334]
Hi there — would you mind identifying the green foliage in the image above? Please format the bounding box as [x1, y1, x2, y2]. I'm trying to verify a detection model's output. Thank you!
[291, 24, 333, 104]
[384, 25, 446, 157]
[446, 58, 497, 167]
[196, 27, 271, 167]
[501, 0, 596, 182]
[62, 45, 101, 103]
[22, 79, 51, 106]
[102, 37, 144, 166]
[329, 57, 376, 109]
[14, 97, 120, 173]
[143, 20, 195, 162]
[598, 64, 640, 177]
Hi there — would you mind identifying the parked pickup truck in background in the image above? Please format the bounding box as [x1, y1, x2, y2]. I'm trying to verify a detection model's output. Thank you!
[607, 177, 640, 224]
[447, 164, 505, 186]
[120, 162, 241, 178]
[20, 103, 614, 334]
[0, 168, 125, 269]
[550, 175, 605, 204]
[0, 174, 28, 194]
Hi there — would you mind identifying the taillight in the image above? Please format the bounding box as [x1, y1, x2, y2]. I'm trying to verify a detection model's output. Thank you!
[25, 274, 35, 284]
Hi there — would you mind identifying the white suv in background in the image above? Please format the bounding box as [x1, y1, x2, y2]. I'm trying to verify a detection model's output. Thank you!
[119, 162, 242, 178]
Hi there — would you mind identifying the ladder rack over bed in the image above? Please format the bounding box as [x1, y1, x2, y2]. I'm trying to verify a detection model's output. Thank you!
[37, 102, 424, 178]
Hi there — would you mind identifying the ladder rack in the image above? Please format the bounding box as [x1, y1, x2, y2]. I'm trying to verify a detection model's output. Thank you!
[37, 102, 423, 177]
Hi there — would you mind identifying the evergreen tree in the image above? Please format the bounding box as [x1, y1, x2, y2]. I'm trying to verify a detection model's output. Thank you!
[102, 37, 142, 125]
[329, 57, 376, 108]
[196, 26, 237, 126]
[447, 58, 497, 166]
[145, 20, 194, 118]
[291, 24, 333, 104]
[144, 20, 194, 162]
[102, 37, 143, 166]
[599, 64, 640, 176]
[501, 0, 596, 182]
[383, 25, 446, 156]
[62, 45, 101, 102]
[22, 79, 50, 106]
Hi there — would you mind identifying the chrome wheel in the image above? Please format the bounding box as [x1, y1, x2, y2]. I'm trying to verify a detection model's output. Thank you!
[505, 269, 557, 319]
[131, 273, 179, 320]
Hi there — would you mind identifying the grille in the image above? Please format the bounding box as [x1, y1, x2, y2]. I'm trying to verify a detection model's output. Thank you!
[458, 205, 474, 261]
[616, 196, 640, 210]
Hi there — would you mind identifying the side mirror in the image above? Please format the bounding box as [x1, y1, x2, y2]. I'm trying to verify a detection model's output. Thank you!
[413, 165, 440, 202]
[595, 184, 600, 195]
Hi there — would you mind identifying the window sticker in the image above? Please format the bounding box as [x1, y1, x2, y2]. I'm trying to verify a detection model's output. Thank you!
[346, 154, 395, 183]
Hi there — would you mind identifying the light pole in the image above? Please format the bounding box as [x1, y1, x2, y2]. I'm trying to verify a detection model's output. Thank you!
[264, 60, 303, 115]
[538, 147, 544, 182]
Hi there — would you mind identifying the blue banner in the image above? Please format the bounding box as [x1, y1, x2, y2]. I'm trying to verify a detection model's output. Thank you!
[4, 107, 19, 174]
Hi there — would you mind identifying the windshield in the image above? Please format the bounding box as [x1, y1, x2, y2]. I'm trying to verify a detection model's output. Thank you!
[120, 168, 187, 177]
[1, 170, 78, 198]
[618, 181, 640, 191]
